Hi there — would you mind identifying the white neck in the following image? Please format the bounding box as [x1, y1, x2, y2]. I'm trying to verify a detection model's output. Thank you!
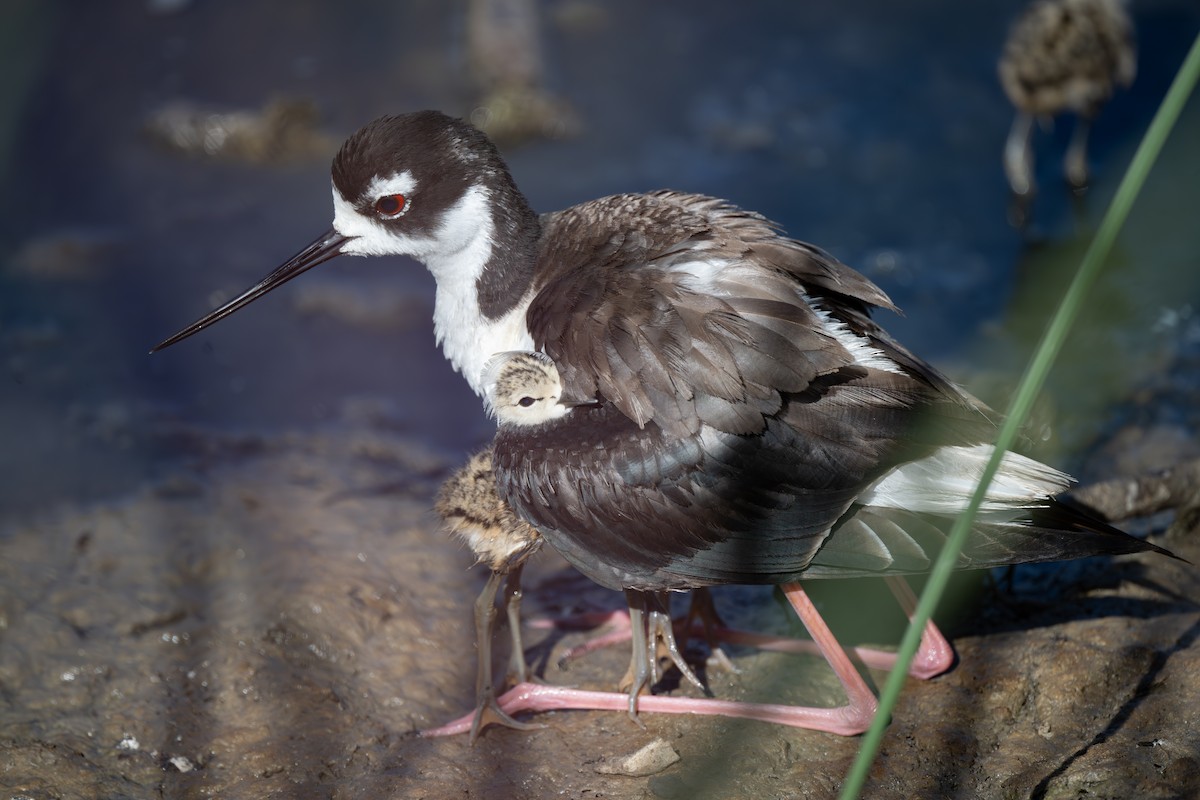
[431, 256, 536, 397]
[421, 186, 536, 395]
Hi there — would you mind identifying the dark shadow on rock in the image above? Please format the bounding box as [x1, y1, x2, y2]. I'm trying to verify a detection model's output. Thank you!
[1030, 614, 1200, 799]
[958, 555, 1190, 636]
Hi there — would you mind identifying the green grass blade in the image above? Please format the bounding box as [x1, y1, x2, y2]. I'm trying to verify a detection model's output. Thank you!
[839, 29, 1200, 800]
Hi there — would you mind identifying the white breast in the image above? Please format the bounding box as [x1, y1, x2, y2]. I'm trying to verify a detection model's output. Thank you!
[435, 287, 536, 395]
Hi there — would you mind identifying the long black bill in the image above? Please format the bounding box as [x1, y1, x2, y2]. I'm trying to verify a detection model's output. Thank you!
[150, 228, 351, 353]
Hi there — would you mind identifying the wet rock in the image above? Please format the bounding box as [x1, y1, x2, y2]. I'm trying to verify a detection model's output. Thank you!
[465, 0, 581, 147]
[144, 98, 337, 163]
[7, 229, 122, 280]
[164, 754, 196, 772]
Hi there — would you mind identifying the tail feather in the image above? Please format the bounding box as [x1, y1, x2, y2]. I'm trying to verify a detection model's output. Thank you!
[803, 498, 1179, 579]
[859, 444, 1073, 516]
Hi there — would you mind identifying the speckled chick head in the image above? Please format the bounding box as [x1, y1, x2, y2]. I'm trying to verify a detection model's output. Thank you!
[481, 351, 569, 426]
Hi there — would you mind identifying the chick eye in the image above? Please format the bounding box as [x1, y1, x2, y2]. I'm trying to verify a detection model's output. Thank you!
[373, 193, 408, 218]
[517, 396, 536, 408]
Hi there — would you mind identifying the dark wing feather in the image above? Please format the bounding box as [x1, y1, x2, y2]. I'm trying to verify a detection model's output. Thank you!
[493, 365, 998, 591]
[504, 191, 1172, 592]
[528, 191, 930, 438]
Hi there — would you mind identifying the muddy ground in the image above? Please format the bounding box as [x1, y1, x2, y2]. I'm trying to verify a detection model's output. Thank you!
[1, 382, 1198, 799]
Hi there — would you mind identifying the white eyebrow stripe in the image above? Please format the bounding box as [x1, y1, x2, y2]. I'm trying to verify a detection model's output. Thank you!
[365, 170, 418, 201]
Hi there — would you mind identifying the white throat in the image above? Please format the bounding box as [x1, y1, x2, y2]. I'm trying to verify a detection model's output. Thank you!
[431, 265, 536, 398]
[332, 180, 535, 396]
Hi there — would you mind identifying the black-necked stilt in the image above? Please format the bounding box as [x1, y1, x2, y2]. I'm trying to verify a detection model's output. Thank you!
[154, 111, 1173, 735]
[999, 0, 1136, 197]
[444, 348, 1172, 732]
[423, 351, 949, 737]
[480, 350, 711, 695]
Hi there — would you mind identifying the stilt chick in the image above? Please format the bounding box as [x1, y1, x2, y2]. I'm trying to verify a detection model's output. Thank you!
[999, 0, 1135, 197]
[436, 447, 542, 740]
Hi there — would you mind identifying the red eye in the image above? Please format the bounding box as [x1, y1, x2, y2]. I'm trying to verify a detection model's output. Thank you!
[373, 193, 408, 218]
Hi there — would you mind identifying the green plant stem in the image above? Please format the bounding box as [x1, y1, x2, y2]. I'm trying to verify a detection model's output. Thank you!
[839, 29, 1200, 800]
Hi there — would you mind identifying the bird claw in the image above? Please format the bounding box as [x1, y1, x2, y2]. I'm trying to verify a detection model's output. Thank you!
[707, 646, 742, 675]
[470, 694, 547, 741]
[647, 606, 709, 695]
[421, 690, 548, 740]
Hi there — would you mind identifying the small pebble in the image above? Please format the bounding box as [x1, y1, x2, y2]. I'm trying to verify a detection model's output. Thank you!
[593, 738, 680, 777]
[166, 755, 196, 772]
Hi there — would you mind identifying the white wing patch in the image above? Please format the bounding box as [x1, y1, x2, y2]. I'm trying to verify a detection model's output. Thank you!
[671, 256, 728, 294]
[860, 444, 1072, 515]
[810, 306, 904, 375]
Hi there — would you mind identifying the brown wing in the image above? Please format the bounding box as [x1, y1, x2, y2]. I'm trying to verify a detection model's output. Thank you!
[508, 191, 1164, 591]
[526, 191, 930, 439]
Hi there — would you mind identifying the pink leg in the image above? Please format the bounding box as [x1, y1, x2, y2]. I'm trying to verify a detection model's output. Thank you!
[533, 581, 954, 680]
[545, 589, 726, 671]
[527, 609, 631, 633]
[421, 681, 872, 736]
[527, 609, 635, 666]
[883, 576, 955, 679]
[775, 581, 878, 733]
[712, 579, 953, 679]
[690, 624, 950, 677]
[422, 582, 878, 737]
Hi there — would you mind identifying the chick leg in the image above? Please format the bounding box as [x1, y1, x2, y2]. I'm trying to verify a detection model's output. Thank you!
[1064, 115, 1093, 190]
[1004, 110, 1037, 197]
[465, 569, 544, 741]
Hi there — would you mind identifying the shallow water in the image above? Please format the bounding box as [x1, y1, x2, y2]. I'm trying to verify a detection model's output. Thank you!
[1, 1, 1199, 797]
